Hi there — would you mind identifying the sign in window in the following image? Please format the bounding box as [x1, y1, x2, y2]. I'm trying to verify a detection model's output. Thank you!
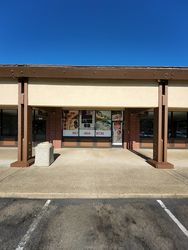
[63, 110, 79, 137]
[96, 111, 111, 137]
[79, 110, 95, 137]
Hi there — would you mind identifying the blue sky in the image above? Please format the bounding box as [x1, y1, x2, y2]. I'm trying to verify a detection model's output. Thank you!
[0, 0, 188, 66]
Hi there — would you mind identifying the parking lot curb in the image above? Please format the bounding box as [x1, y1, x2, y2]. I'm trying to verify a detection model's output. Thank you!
[0, 192, 188, 199]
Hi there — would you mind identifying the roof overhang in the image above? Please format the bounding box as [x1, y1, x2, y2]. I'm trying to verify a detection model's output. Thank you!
[0, 64, 188, 80]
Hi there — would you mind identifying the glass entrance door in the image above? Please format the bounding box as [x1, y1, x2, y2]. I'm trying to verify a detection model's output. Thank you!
[33, 109, 47, 142]
[112, 121, 123, 146]
[112, 111, 123, 146]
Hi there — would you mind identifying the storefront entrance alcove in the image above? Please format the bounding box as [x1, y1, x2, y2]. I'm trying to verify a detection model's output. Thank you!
[62, 109, 124, 148]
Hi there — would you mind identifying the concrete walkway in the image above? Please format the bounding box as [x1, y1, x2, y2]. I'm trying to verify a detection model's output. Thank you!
[0, 148, 188, 199]
[137, 148, 188, 168]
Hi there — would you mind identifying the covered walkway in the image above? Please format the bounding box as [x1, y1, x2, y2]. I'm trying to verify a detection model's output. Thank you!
[0, 148, 188, 198]
[0, 147, 151, 168]
[1, 147, 188, 168]
[137, 148, 188, 168]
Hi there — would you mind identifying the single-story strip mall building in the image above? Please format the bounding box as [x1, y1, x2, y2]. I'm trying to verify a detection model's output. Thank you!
[0, 65, 188, 168]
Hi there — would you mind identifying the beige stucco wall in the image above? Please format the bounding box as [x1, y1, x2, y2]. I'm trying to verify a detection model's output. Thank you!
[0, 79, 18, 105]
[28, 79, 158, 108]
[169, 81, 188, 108]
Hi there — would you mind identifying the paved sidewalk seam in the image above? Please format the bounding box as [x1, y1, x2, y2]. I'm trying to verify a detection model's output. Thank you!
[165, 170, 188, 186]
[0, 169, 22, 183]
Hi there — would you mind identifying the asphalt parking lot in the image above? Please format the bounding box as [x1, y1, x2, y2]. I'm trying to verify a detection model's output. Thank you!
[0, 199, 188, 250]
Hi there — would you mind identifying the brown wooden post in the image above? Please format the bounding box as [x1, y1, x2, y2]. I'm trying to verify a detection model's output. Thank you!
[124, 110, 140, 150]
[147, 80, 174, 168]
[130, 113, 140, 150]
[46, 108, 62, 148]
[11, 78, 34, 167]
[17, 80, 23, 162]
[124, 109, 131, 149]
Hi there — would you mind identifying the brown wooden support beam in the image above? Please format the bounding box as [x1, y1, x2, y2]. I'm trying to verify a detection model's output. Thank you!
[0, 65, 188, 80]
[11, 78, 34, 167]
[46, 108, 62, 148]
[147, 80, 174, 168]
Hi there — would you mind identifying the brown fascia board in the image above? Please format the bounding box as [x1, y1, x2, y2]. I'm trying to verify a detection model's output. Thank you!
[0, 64, 188, 80]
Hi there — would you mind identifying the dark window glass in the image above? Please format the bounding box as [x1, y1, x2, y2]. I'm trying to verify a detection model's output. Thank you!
[173, 112, 187, 138]
[1, 109, 18, 137]
[168, 112, 172, 138]
[140, 111, 188, 140]
[140, 111, 154, 138]
[32, 109, 47, 141]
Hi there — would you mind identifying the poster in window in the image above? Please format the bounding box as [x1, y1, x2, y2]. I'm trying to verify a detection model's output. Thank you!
[63, 110, 79, 136]
[79, 110, 95, 137]
[112, 111, 123, 121]
[112, 121, 123, 145]
[96, 111, 111, 137]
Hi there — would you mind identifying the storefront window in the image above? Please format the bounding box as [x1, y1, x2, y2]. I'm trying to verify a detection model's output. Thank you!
[172, 112, 187, 138]
[96, 111, 111, 137]
[32, 109, 47, 141]
[140, 111, 154, 138]
[79, 110, 95, 137]
[62, 110, 124, 139]
[168, 112, 172, 138]
[63, 110, 79, 137]
[141, 111, 188, 139]
[1, 109, 18, 137]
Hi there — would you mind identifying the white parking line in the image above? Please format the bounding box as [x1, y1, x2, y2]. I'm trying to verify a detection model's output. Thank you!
[15, 199, 51, 250]
[157, 200, 188, 238]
